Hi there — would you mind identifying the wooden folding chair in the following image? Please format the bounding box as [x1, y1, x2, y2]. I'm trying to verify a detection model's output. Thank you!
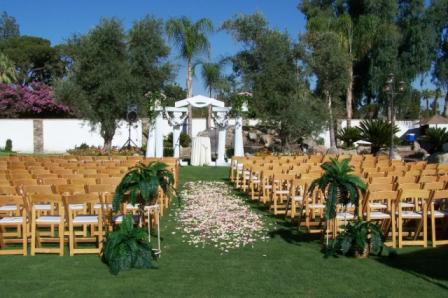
[428, 189, 448, 247]
[64, 194, 103, 255]
[364, 190, 398, 247]
[396, 189, 430, 248]
[29, 194, 65, 256]
[270, 174, 293, 215]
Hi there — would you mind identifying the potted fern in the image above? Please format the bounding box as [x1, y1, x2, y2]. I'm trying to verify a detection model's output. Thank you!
[308, 158, 384, 257]
[102, 215, 156, 275]
[112, 161, 175, 216]
[102, 161, 175, 274]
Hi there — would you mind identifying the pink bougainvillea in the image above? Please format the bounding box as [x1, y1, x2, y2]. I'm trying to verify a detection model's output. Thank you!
[0, 83, 73, 118]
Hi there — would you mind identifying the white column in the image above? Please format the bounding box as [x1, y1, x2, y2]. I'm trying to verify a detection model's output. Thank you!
[212, 107, 230, 166]
[216, 127, 227, 165]
[154, 109, 164, 158]
[172, 125, 181, 158]
[145, 123, 156, 158]
[234, 116, 244, 157]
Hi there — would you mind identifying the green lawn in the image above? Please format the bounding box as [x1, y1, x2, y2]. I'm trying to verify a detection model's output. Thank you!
[0, 166, 447, 297]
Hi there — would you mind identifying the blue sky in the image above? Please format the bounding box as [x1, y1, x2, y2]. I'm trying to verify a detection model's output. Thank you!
[2, 0, 306, 95]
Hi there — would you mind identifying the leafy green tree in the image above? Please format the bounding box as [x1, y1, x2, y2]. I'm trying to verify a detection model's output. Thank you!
[223, 13, 326, 150]
[303, 30, 350, 149]
[166, 17, 213, 136]
[0, 36, 65, 84]
[0, 11, 19, 40]
[428, 0, 448, 116]
[55, 17, 171, 150]
[0, 52, 16, 83]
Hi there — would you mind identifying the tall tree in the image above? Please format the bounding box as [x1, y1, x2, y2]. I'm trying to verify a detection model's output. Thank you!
[166, 17, 213, 136]
[428, 0, 448, 116]
[55, 17, 171, 149]
[197, 61, 228, 128]
[0, 36, 66, 85]
[223, 13, 326, 150]
[0, 11, 19, 40]
[0, 52, 16, 83]
[303, 30, 350, 149]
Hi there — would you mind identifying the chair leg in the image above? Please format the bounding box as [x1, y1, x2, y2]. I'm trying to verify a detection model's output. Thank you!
[30, 215, 36, 256]
[59, 222, 65, 256]
[423, 215, 428, 248]
[431, 216, 437, 248]
[398, 216, 403, 248]
[22, 220, 27, 256]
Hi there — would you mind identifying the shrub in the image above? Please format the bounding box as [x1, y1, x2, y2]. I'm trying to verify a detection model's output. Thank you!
[358, 119, 399, 154]
[337, 127, 361, 148]
[5, 139, 12, 152]
[102, 215, 156, 275]
[67, 144, 143, 156]
[164, 132, 191, 148]
[0, 83, 73, 118]
[419, 127, 448, 153]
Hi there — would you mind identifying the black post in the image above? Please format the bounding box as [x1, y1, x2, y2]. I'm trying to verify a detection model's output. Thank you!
[389, 92, 394, 159]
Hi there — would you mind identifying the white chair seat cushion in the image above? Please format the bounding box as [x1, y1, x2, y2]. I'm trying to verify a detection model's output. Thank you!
[34, 204, 51, 210]
[36, 215, 61, 223]
[400, 202, 415, 208]
[369, 203, 387, 209]
[367, 211, 390, 219]
[336, 212, 355, 220]
[0, 205, 17, 211]
[126, 203, 140, 210]
[275, 190, 289, 194]
[264, 185, 272, 189]
[428, 210, 448, 218]
[0, 216, 23, 224]
[94, 203, 112, 209]
[73, 215, 98, 224]
[69, 204, 84, 210]
[308, 203, 325, 209]
[398, 211, 422, 219]
[293, 195, 303, 202]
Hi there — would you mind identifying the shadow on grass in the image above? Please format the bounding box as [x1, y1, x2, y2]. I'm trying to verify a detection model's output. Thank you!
[377, 246, 448, 290]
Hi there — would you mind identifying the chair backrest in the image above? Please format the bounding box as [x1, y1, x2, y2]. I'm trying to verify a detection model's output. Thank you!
[398, 182, 421, 190]
[430, 189, 448, 202]
[0, 185, 17, 195]
[97, 177, 122, 185]
[369, 176, 394, 184]
[396, 176, 417, 184]
[69, 178, 97, 185]
[41, 178, 68, 186]
[53, 184, 85, 195]
[63, 193, 100, 215]
[86, 184, 116, 194]
[398, 189, 431, 201]
[12, 179, 38, 186]
[22, 185, 54, 195]
[28, 193, 64, 214]
[422, 181, 445, 191]
[367, 183, 395, 192]
[418, 175, 437, 183]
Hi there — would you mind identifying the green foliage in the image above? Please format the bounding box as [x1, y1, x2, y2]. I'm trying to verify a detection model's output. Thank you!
[0, 52, 16, 83]
[327, 219, 384, 257]
[164, 132, 191, 148]
[309, 159, 366, 220]
[0, 11, 19, 40]
[223, 13, 326, 149]
[337, 127, 361, 149]
[55, 17, 171, 149]
[4, 139, 12, 152]
[67, 144, 143, 156]
[0, 36, 65, 84]
[102, 214, 156, 275]
[112, 162, 175, 212]
[419, 127, 448, 153]
[358, 119, 399, 154]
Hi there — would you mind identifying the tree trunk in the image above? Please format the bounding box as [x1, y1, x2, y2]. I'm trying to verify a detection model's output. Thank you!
[187, 58, 193, 137]
[444, 92, 448, 117]
[432, 96, 438, 115]
[328, 93, 336, 149]
[346, 65, 353, 127]
[207, 88, 212, 130]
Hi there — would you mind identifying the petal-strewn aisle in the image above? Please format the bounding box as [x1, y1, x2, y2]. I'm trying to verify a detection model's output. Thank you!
[176, 181, 269, 252]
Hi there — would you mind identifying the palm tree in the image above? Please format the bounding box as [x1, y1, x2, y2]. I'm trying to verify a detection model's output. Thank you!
[197, 61, 226, 129]
[166, 17, 213, 137]
[0, 52, 16, 84]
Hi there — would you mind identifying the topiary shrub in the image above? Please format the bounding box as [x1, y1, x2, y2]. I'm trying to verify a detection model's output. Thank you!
[5, 139, 12, 152]
[337, 127, 361, 149]
[419, 127, 448, 154]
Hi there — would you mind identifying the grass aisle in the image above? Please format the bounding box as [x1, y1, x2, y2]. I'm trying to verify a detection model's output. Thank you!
[0, 166, 447, 297]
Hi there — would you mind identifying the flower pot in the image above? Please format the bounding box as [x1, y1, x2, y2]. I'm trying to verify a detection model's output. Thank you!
[353, 244, 369, 259]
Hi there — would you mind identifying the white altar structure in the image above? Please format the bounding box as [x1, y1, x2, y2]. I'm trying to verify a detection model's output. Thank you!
[146, 95, 245, 165]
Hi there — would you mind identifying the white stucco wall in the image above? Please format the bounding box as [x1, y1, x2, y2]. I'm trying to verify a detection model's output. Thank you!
[0, 119, 34, 153]
[42, 119, 142, 153]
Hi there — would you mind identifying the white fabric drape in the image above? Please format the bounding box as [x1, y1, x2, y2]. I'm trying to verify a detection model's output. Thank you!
[190, 136, 212, 166]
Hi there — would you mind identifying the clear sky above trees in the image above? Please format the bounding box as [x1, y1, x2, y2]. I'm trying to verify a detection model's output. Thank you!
[1, 0, 304, 95]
